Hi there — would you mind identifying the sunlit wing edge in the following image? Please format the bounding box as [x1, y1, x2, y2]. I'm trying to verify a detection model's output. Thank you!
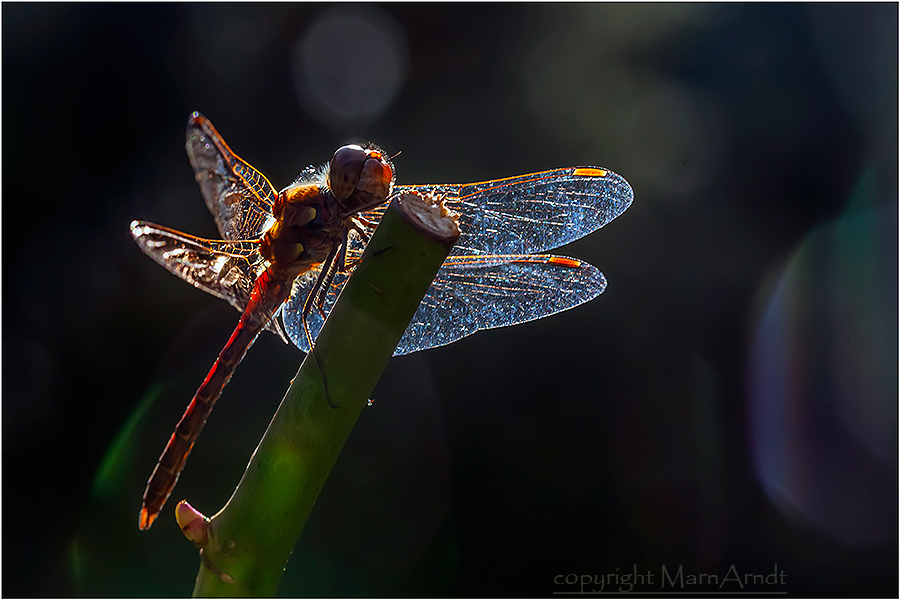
[130, 220, 290, 342]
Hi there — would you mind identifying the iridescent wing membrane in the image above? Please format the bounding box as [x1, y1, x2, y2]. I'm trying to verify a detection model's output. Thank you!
[132, 113, 634, 355]
[185, 111, 277, 241]
[405, 167, 632, 256]
[131, 113, 288, 340]
[284, 252, 609, 355]
[130, 222, 263, 311]
[282, 167, 633, 354]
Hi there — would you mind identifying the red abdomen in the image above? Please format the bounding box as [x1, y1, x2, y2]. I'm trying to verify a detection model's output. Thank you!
[139, 268, 291, 530]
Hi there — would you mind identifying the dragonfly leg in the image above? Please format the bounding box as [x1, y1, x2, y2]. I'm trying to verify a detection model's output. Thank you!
[302, 246, 336, 346]
[302, 243, 342, 408]
[329, 228, 367, 276]
[353, 214, 379, 230]
[312, 247, 341, 320]
[313, 230, 352, 318]
[349, 219, 372, 244]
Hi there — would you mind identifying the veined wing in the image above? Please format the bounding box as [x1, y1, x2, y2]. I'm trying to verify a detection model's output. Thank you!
[396, 254, 605, 354]
[355, 166, 633, 257]
[186, 112, 278, 241]
[130, 221, 289, 340]
[281, 253, 606, 355]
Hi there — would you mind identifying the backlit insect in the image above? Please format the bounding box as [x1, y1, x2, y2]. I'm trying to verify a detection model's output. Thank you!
[130, 112, 633, 529]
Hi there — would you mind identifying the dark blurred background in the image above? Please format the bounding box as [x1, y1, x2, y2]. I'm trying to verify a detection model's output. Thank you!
[3, 3, 897, 597]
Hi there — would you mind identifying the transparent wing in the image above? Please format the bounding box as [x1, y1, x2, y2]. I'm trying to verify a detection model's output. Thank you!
[130, 220, 288, 340]
[282, 253, 606, 355]
[185, 112, 278, 241]
[396, 254, 606, 354]
[356, 166, 633, 256]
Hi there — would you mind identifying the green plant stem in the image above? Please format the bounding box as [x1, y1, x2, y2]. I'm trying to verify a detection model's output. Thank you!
[189, 194, 457, 597]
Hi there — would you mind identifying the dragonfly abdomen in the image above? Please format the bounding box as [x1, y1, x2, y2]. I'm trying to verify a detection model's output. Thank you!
[139, 268, 292, 530]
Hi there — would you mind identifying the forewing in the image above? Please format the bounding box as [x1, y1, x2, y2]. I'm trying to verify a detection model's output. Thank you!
[390, 166, 632, 256]
[281, 253, 605, 355]
[186, 112, 277, 240]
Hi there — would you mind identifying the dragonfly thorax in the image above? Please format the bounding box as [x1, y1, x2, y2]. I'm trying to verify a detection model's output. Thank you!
[260, 145, 394, 273]
[261, 183, 336, 271]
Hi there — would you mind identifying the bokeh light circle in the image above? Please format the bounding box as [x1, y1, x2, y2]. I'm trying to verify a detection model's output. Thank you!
[747, 172, 897, 545]
[292, 7, 409, 130]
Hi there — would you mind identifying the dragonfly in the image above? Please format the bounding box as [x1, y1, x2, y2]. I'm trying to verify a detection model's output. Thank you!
[131, 112, 633, 530]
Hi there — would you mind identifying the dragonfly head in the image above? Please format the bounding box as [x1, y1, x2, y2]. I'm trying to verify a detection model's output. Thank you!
[328, 143, 394, 215]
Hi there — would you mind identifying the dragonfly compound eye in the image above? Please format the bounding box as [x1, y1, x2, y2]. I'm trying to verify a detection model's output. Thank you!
[355, 156, 393, 205]
[329, 145, 367, 200]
